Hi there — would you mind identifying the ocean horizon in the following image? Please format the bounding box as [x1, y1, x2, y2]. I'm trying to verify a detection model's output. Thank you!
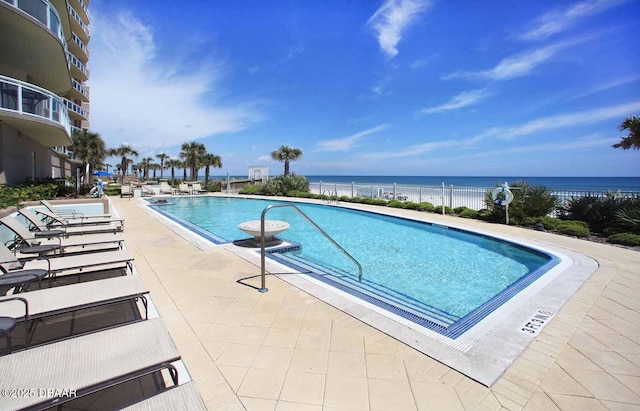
[203, 175, 640, 192]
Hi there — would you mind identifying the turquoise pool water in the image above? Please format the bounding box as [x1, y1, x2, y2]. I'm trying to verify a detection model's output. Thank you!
[151, 197, 558, 336]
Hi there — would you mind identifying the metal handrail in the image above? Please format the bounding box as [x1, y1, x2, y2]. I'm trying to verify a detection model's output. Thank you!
[258, 204, 363, 292]
[321, 189, 339, 204]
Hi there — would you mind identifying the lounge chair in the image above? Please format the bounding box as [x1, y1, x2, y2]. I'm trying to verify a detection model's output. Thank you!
[41, 199, 112, 219]
[0, 243, 134, 280]
[10, 212, 123, 236]
[0, 318, 181, 410]
[178, 183, 191, 195]
[6, 213, 123, 253]
[121, 185, 133, 198]
[32, 208, 125, 228]
[159, 182, 174, 195]
[191, 183, 206, 195]
[0, 275, 149, 322]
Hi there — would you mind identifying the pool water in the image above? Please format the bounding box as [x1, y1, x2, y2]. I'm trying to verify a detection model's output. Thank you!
[151, 197, 558, 336]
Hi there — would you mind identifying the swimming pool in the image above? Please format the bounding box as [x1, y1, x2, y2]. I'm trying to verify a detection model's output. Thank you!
[150, 196, 560, 338]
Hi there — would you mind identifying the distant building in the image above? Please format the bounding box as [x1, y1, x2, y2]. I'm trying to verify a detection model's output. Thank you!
[0, 0, 90, 184]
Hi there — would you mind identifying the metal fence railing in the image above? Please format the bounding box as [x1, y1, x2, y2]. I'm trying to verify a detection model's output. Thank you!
[310, 182, 640, 211]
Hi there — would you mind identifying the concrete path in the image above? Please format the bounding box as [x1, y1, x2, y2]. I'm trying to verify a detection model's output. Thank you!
[112, 195, 640, 411]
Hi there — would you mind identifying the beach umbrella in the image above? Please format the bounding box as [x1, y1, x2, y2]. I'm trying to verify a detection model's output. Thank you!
[93, 171, 113, 177]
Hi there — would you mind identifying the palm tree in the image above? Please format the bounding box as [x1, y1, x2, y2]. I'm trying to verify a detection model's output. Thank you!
[108, 144, 139, 184]
[271, 144, 303, 176]
[165, 159, 182, 182]
[151, 163, 160, 179]
[201, 153, 223, 186]
[71, 129, 106, 185]
[612, 115, 640, 150]
[156, 153, 169, 179]
[140, 157, 154, 180]
[180, 141, 206, 181]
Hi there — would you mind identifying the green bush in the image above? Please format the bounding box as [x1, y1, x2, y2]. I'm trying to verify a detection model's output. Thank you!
[0, 179, 70, 209]
[608, 232, 640, 246]
[339, 196, 351, 202]
[387, 200, 405, 208]
[351, 196, 364, 203]
[435, 205, 454, 214]
[556, 221, 590, 238]
[204, 180, 222, 192]
[239, 184, 262, 195]
[261, 174, 309, 196]
[418, 202, 436, 212]
[484, 181, 559, 224]
[370, 199, 388, 206]
[403, 202, 421, 210]
[559, 192, 640, 234]
[459, 208, 479, 219]
[454, 206, 469, 214]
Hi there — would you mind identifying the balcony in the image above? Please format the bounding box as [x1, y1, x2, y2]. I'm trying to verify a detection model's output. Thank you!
[0, 0, 72, 93]
[63, 97, 87, 121]
[0, 75, 72, 146]
[67, 3, 89, 42]
[67, 0, 88, 24]
[68, 31, 89, 61]
[66, 78, 89, 102]
[67, 51, 88, 81]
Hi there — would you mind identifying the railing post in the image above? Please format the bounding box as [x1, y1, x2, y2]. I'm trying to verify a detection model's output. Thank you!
[393, 183, 397, 200]
[450, 185, 454, 208]
[419, 187, 422, 203]
[319, 181, 322, 196]
[441, 182, 445, 215]
[351, 182, 354, 198]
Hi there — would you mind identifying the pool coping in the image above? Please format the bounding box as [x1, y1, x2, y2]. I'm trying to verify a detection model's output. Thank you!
[138, 195, 598, 386]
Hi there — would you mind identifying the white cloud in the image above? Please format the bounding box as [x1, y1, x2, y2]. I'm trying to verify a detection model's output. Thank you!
[419, 89, 491, 114]
[89, 11, 263, 150]
[498, 101, 640, 139]
[570, 75, 640, 99]
[367, 0, 430, 59]
[316, 124, 390, 152]
[445, 42, 568, 81]
[519, 0, 627, 41]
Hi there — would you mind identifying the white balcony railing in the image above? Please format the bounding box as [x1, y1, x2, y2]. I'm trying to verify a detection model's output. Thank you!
[0, 75, 72, 136]
[67, 52, 87, 77]
[67, 4, 90, 38]
[3, 0, 69, 61]
[62, 97, 86, 118]
[72, 79, 89, 99]
[71, 32, 89, 57]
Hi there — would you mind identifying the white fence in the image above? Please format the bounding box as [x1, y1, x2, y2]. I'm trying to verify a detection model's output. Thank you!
[310, 181, 639, 211]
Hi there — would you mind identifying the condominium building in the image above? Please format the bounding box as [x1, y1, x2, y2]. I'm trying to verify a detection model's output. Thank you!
[0, 0, 90, 184]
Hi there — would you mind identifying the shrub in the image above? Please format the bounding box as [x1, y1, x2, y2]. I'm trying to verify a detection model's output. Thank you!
[484, 181, 559, 224]
[559, 192, 640, 234]
[239, 184, 262, 195]
[371, 199, 388, 206]
[339, 196, 351, 202]
[459, 208, 479, 219]
[418, 202, 436, 212]
[387, 200, 405, 208]
[403, 202, 421, 210]
[435, 205, 454, 214]
[351, 197, 364, 203]
[608, 232, 640, 246]
[0, 179, 68, 209]
[204, 180, 222, 192]
[454, 206, 469, 214]
[261, 174, 309, 196]
[556, 221, 590, 238]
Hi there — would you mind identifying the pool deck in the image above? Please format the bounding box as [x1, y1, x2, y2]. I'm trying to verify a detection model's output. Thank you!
[112, 194, 640, 411]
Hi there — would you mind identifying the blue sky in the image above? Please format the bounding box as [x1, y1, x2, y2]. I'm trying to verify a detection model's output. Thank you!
[90, 0, 640, 177]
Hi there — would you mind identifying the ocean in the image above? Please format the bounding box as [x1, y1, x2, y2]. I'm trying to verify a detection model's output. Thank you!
[207, 175, 640, 192]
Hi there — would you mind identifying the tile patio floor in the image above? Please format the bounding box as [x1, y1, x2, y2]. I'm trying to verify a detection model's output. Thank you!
[111, 195, 640, 411]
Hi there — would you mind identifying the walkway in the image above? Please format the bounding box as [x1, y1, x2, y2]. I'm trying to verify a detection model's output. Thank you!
[112, 195, 640, 411]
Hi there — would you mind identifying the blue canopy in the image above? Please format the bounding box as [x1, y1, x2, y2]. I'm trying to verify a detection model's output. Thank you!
[93, 171, 112, 177]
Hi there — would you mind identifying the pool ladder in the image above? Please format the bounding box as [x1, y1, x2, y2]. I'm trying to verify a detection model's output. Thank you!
[258, 203, 362, 293]
[322, 189, 339, 205]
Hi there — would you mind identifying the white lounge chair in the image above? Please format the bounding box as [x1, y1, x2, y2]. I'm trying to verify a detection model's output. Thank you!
[159, 182, 174, 195]
[41, 199, 112, 219]
[10, 212, 123, 236]
[33, 208, 124, 228]
[191, 183, 206, 195]
[178, 183, 191, 195]
[121, 185, 133, 198]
